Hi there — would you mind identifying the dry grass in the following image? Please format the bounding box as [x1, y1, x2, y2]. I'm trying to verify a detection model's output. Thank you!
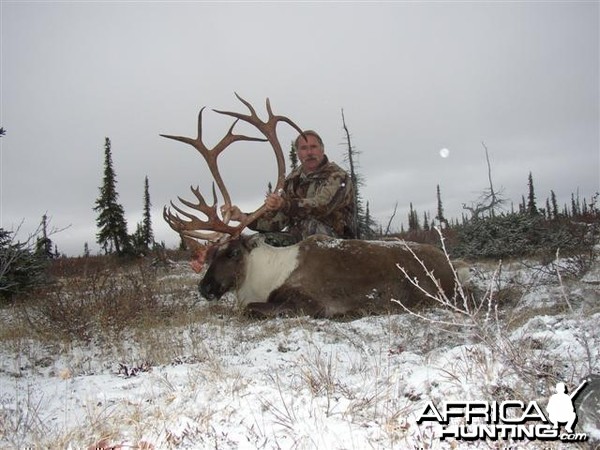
[7, 256, 212, 345]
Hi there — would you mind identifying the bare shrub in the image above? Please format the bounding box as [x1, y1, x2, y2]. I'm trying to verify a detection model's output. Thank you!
[393, 228, 501, 335]
[23, 261, 161, 342]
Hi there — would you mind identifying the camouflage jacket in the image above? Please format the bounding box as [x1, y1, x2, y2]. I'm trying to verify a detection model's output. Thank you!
[249, 156, 356, 240]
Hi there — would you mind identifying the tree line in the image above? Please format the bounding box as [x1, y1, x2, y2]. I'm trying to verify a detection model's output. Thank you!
[395, 166, 599, 260]
[402, 175, 598, 233]
[1, 124, 597, 300]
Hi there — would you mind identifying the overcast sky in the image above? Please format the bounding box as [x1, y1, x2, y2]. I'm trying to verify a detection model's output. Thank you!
[1, 1, 598, 256]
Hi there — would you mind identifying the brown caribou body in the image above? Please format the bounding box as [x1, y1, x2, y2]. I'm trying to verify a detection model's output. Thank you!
[162, 95, 465, 318]
[199, 234, 459, 318]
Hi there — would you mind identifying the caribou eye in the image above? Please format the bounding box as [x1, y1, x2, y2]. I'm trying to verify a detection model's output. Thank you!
[227, 248, 241, 259]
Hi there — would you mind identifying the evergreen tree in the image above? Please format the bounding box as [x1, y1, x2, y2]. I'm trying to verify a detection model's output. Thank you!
[408, 203, 420, 231]
[131, 177, 154, 254]
[550, 190, 559, 219]
[363, 202, 377, 238]
[288, 140, 298, 171]
[35, 214, 55, 259]
[527, 172, 538, 215]
[435, 184, 448, 228]
[571, 192, 581, 217]
[94, 137, 130, 255]
[141, 176, 154, 248]
[1, 228, 47, 299]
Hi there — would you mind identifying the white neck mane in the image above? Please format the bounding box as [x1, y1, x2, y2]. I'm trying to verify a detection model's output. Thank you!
[236, 242, 300, 305]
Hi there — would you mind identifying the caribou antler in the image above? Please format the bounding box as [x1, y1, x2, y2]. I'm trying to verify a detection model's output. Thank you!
[163, 184, 239, 241]
[162, 93, 304, 248]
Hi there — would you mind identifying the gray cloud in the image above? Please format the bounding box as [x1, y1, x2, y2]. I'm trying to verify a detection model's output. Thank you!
[1, 1, 598, 255]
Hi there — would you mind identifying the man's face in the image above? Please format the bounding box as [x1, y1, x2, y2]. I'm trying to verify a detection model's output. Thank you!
[296, 134, 325, 173]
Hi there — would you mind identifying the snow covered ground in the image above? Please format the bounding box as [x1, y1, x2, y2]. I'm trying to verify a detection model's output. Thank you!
[1, 253, 598, 449]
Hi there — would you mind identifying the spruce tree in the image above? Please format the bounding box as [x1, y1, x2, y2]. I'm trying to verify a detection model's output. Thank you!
[435, 184, 448, 228]
[131, 176, 154, 255]
[362, 201, 377, 238]
[288, 140, 298, 171]
[94, 137, 130, 255]
[527, 172, 538, 215]
[35, 214, 55, 259]
[571, 192, 581, 217]
[408, 203, 420, 231]
[141, 176, 154, 249]
[550, 190, 559, 219]
[1, 228, 47, 299]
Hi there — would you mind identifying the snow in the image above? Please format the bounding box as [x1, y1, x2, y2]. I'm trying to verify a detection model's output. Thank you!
[1, 257, 599, 449]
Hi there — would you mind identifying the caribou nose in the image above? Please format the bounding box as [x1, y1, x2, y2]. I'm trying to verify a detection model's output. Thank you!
[199, 282, 217, 301]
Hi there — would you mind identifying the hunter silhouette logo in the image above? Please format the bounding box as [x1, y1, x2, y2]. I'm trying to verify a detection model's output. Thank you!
[417, 379, 589, 443]
[546, 380, 587, 434]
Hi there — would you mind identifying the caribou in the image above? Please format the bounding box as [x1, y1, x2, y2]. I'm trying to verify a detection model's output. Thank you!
[162, 94, 466, 318]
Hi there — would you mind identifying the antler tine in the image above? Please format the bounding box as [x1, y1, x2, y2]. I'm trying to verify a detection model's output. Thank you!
[160, 108, 207, 155]
[264, 97, 304, 137]
[213, 93, 261, 128]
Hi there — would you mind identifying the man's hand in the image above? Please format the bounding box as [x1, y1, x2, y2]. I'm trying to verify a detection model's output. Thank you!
[221, 205, 247, 222]
[222, 190, 284, 220]
[265, 192, 285, 212]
